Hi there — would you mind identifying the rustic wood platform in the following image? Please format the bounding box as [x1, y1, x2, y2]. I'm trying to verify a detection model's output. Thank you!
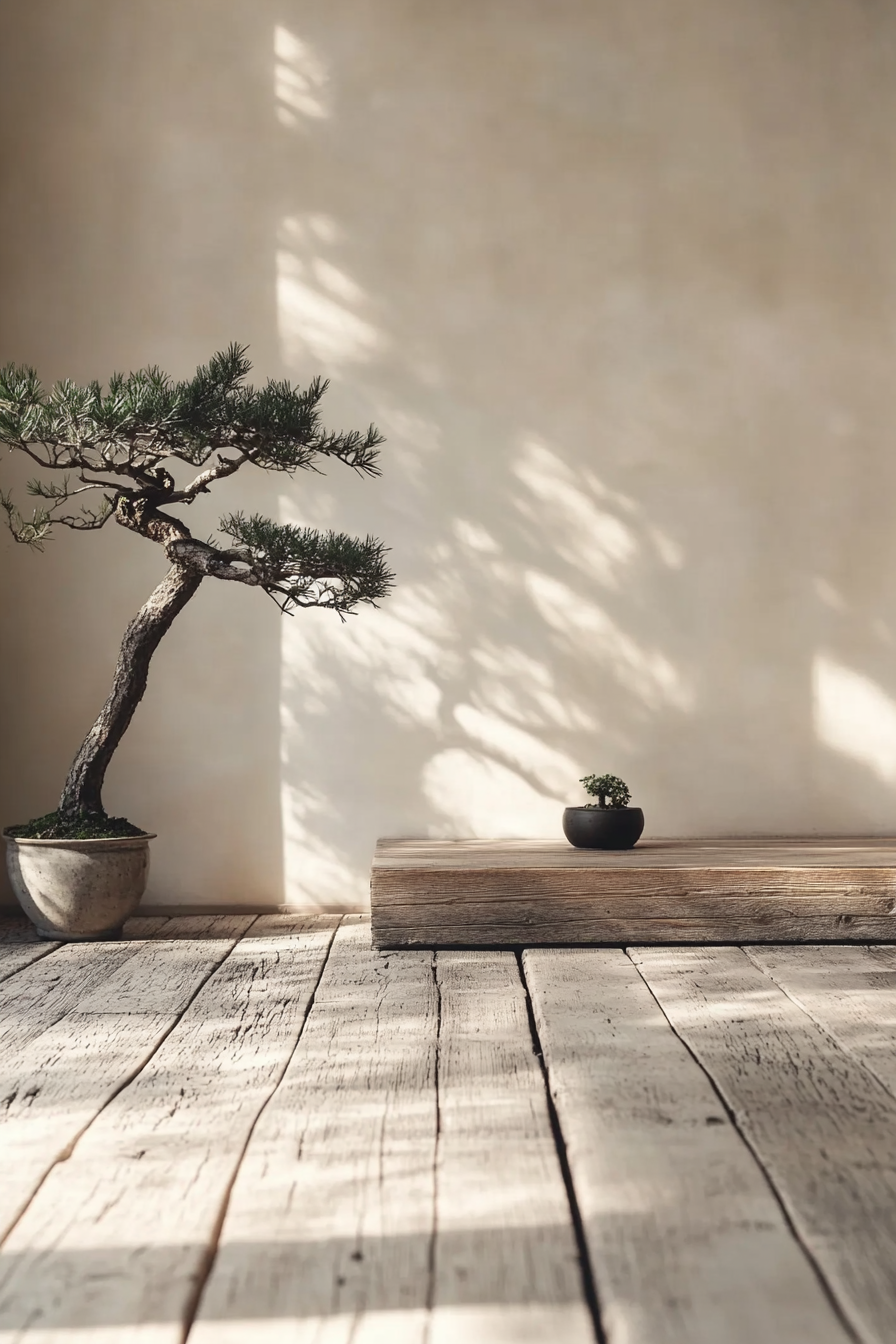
[4, 913, 896, 1340]
[371, 837, 896, 947]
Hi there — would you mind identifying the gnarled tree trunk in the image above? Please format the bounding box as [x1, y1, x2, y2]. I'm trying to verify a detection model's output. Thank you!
[59, 564, 203, 818]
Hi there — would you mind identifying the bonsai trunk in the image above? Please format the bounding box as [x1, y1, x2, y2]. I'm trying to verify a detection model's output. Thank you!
[59, 564, 203, 819]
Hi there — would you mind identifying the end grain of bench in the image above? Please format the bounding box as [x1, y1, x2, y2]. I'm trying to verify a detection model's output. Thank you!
[370, 838, 896, 948]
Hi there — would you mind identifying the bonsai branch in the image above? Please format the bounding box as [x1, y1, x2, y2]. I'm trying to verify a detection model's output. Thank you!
[168, 451, 251, 503]
[55, 505, 115, 532]
[165, 536, 261, 584]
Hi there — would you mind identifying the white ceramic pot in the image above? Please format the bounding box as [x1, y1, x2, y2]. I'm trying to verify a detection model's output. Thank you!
[3, 833, 156, 940]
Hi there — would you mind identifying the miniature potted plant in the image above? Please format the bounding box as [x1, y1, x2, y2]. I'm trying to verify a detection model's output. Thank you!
[0, 345, 393, 939]
[563, 774, 644, 849]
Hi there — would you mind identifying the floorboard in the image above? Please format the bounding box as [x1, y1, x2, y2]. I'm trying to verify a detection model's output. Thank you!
[0, 912, 168, 989]
[0, 915, 337, 1343]
[191, 916, 439, 1344]
[524, 948, 849, 1344]
[632, 946, 896, 1344]
[430, 951, 594, 1343]
[746, 944, 896, 1101]
[0, 915, 230, 1061]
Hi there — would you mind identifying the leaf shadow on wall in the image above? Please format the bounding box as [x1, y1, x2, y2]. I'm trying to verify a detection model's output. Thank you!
[271, 1, 896, 909]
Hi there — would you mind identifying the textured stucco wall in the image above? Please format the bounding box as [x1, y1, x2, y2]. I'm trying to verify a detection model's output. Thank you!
[2, 0, 896, 910]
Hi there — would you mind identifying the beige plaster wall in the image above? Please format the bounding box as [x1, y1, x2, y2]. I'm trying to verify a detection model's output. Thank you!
[2, 0, 896, 910]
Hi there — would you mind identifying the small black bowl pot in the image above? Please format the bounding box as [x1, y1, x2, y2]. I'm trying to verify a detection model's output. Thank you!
[562, 806, 645, 850]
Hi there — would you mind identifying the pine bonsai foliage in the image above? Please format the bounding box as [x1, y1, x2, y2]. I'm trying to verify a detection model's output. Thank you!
[580, 774, 632, 809]
[0, 345, 394, 838]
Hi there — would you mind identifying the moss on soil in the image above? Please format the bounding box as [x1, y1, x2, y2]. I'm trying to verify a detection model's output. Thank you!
[4, 811, 149, 841]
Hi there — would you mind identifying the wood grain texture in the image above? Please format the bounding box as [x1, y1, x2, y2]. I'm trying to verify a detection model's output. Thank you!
[375, 838, 896, 868]
[632, 946, 896, 1344]
[0, 915, 338, 1343]
[0, 915, 59, 983]
[373, 908, 896, 949]
[190, 916, 439, 1344]
[523, 949, 850, 1344]
[0, 916, 253, 1245]
[0, 916, 185, 1060]
[746, 944, 896, 1101]
[371, 840, 896, 946]
[378, 883, 896, 911]
[0, 912, 168, 990]
[430, 952, 594, 1344]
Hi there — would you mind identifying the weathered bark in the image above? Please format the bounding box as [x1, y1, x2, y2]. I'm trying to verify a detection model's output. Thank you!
[59, 564, 203, 818]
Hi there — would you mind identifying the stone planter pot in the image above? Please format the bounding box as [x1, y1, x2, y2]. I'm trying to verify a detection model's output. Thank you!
[562, 807, 644, 850]
[3, 833, 155, 940]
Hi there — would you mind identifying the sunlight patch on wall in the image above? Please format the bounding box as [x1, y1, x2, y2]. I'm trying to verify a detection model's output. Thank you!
[514, 437, 684, 577]
[274, 26, 329, 126]
[646, 525, 684, 569]
[280, 780, 368, 910]
[814, 577, 846, 612]
[422, 749, 563, 838]
[526, 570, 692, 711]
[282, 583, 455, 731]
[874, 619, 895, 648]
[813, 655, 896, 783]
[452, 518, 501, 554]
[469, 643, 597, 732]
[453, 703, 580, 797]
[277, 216, 381, 368]
[514, 439, 638, 586]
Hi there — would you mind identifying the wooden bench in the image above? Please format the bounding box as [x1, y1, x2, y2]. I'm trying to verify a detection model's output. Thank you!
[370, 837, 896, 947]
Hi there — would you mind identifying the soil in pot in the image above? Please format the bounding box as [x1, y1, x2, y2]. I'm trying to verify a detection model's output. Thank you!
[562, 807, 644, 850]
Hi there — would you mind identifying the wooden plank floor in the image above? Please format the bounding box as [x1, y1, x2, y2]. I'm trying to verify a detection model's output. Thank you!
[3, 915, 896, 1340]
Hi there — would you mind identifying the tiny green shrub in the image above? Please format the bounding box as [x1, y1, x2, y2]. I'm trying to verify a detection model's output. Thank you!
[580, 774, 632, 810]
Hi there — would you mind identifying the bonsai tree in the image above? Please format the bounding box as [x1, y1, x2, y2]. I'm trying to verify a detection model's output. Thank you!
[0, 345, 394, 838]
[580, 774, 632, 809]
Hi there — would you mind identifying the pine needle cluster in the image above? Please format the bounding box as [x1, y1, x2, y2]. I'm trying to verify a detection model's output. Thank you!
[0, 344, 394, 618]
